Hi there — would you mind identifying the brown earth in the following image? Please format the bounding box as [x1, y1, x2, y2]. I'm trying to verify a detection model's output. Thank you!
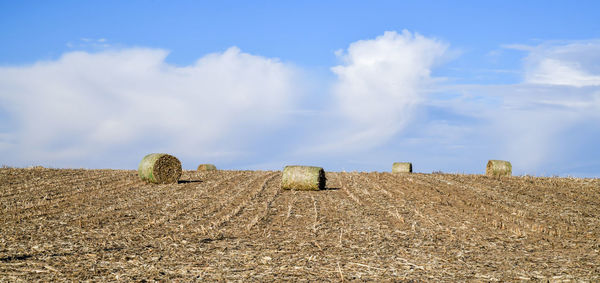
[1, 168, 599, 281]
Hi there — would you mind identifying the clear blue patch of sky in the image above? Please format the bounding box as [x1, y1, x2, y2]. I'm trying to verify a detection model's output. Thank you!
[2, 0, 599, 74]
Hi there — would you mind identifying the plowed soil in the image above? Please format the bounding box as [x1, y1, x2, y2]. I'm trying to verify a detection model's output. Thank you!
[1, 168, 599, 281]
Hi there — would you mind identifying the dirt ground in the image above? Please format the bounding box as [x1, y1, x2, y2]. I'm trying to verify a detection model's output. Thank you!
[1, 168, 599, 281]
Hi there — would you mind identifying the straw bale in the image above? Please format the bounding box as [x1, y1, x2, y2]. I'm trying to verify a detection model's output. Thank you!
[197, 164, 217, 171]
[486, 160, 512, 177]
[281, 165, 326, 191]
[392, 162, 412, 173]
[138, 153, 182, 184]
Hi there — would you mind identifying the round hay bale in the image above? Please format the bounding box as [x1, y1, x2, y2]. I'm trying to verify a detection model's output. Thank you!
[392, 162, 412, 173]
[197, 164, 217, 171]
[486, 160, 512, 177]
[25, 165, 45, 170]
[281, 165, 326, 191]
[138, 153, 182, 184]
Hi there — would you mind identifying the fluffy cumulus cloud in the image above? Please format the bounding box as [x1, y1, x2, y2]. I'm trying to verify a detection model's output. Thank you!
[0, 47, 302, 168]
[313, 30, 448, 152]
[0, 31, 452, 170]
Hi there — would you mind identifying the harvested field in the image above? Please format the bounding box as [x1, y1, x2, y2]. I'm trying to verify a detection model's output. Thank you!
[1, 167, 599, 281]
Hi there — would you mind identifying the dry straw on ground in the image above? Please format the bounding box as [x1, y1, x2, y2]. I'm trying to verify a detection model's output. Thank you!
[2, 168, 600, 281]
[392, 162, 412, 173]
[486, 160, 512, 177]
[197, 164, 217, 171]
[281, 165, 326, 191]
[138, 153, 182, 184]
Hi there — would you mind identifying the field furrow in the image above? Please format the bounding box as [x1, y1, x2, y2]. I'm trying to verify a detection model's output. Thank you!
[206, 171, 278, 233]
[1, 168, 599, 281]
[0, 170, 133, 214]
[224, 172, 282, 233]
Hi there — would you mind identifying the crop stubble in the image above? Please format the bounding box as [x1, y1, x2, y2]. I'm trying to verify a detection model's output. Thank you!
[1, 168, 599, 281]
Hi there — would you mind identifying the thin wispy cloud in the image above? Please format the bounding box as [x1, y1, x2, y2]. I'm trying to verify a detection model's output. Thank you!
[524, 42, 600, 87]
[66, 38, 111, 49]
[425, 40, 600, 174]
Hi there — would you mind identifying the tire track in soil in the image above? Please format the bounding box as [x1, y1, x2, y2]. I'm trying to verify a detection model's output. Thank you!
[241, 173, 337, 235]
[353, 172, 433, 231]
[258, 183, 310, 235]
[316, 173, 415, 279]
[334, 172, 414, 233]
[359, 173, 455, 233]
[222, 172, 282, 234]
[138, 171, 252, 231]
[344, 172, 464, 275]
[253, 172, 441, 280]
[204, 171, 279, 234]
[313, 181, 380, 280]
[237, 172, 377, 281]
[337, 172, 410, 230]
[73, 171, 248, 229]
[335, 172, 442, 266]
[138, 171, 267, 240]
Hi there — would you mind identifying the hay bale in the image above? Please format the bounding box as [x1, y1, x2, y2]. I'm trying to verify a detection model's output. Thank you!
[281, 165, 326, 191]
[486, 160, 512, 177]
[197, 164, 217, 171]
[392, 162, 412, 173]
[138, 153, 182, 184]
[25, 165, 44, 170]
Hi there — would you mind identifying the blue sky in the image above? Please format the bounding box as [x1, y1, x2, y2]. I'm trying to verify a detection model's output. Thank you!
[1, 1, 600, 176]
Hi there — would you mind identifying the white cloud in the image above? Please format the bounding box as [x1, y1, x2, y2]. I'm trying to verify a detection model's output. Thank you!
[2, 33, 599, 176]
[426, 40, 600, 174]
[312, 30, 448, 152]
[410, 84, 600, 175]
[527, 58, 600, 87]
[501, 42, 600, 171]
[523, 41, 600, 87]
[0, 47, 302, 168]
